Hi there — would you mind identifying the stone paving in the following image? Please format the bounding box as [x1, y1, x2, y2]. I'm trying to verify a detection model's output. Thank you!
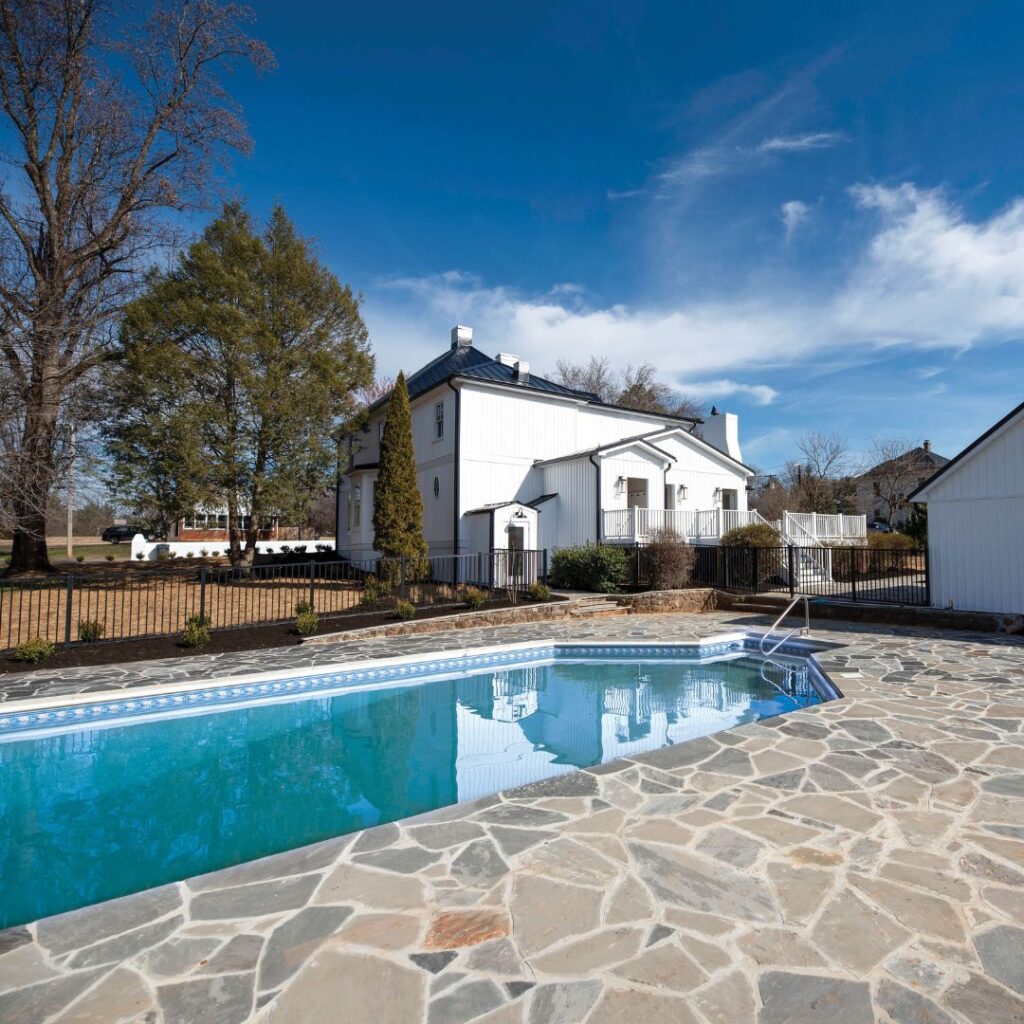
[2, 611, 1024, 1023]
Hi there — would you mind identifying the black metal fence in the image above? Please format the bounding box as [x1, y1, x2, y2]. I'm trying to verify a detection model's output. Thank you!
[627, 543, 929, 606]
[0, 549, 547, 653]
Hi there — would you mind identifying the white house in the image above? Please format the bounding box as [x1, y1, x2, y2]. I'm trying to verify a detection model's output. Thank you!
[337, 325, 863, 566]
[909, 400, 1024, 615]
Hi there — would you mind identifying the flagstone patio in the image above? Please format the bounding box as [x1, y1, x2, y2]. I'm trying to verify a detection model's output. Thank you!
[2, 611, 1024, 1024]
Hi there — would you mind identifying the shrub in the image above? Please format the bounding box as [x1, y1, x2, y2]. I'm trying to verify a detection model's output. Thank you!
[461, 586, 487, 610]
[281, 544, 291, 554]
[78, 620, 104, 643]
[181, 613, 211, 649]
[721, 522, 782, 547]
[15, 637, 55, 663]
[867, 531, 915, 550]
[315, 543, 331, 553]
[104, 553, 115, 562]
[526, 580, 552, 602]
[295, 599, 313, 615]
[643, 527, 694, 590]
[75, 554, 85, 563]
[156, 551, 170, 561]
[293, 544, 307, 554]
[549, 544, 628, 593]
[199, 548, 209, 557]
[135, 551, 145, 560]
[361, 575, 393, 606]
[394, 599, 416, 620]
[184, 550, 194, 558]
[295, 609, 320, 636]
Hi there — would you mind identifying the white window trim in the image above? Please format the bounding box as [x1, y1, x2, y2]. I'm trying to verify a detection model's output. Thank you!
[434, 401, 444, 441]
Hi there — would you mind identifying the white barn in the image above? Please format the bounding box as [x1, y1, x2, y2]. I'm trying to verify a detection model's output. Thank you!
[909, 401, 1024, 615]
[337, 325, 758, 565]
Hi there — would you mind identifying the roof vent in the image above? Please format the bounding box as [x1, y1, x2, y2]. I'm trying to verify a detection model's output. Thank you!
[515, 359, 530, 383]
[496, 352, 518, 367]
[451, 325, 473, 349]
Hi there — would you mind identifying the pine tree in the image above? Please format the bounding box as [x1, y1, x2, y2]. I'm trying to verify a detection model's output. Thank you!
[372, 372, 428, 572]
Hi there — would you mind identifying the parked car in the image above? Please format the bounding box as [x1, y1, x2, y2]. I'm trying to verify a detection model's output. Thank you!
[101, 525, 145, 544]
[867, 521, 892, 533]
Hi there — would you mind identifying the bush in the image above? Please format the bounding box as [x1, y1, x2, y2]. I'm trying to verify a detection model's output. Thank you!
[281, 544, 291, 554]
[156, 551, 170, 561]
[867, 531, 915, 550]
[181, 613, 211, 649]
[295, 609, 320, 636]
[295, 599, 313, 615]
[78, 619, 104, 643]
[199, 548, 209, 558]
[135, 551, 145, 560]
[105, 553, 115, 562]
[394, 599, 416, 620]
[721, 522, 782, 547]
[315, 543, 331, 553]
[293, 544, 307, 554]
[643, 527, 694, 590]
[461, 586, 487, 610]
[184, 550, 194, 558]
[549, 544, 628, 593]
[75, 554, 85, 563]
[15, 637, 55, 663]
[361, 575, 393, 606]
[526, 580, 552, 602]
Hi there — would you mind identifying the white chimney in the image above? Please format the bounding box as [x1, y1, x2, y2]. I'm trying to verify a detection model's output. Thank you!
[701, 409, 743, 463]
[451, 325, 473, 349]
[496, 352, 518, 366]
[515, 359, 530, 382]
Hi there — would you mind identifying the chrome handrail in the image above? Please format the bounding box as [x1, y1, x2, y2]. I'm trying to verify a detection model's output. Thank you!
[759, 594, 810, 658]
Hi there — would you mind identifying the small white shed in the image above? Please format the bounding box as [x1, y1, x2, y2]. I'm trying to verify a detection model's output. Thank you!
[909, 401, 1024, 615]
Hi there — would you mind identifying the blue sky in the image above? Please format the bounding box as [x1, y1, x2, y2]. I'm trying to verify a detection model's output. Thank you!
[226, 0, 1024, 473]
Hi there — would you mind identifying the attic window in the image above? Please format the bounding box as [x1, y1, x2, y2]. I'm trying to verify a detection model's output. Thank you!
[434, 401, 444, 440]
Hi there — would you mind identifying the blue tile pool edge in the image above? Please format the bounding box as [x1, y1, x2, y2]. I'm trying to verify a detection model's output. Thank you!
[0, 632, 841, 739]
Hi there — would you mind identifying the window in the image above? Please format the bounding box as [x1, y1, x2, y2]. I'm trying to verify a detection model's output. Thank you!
[433, 476, 440, 498]
[434, 401, 444, 440]
[350, 484, 361, 530]
[377, 419, 385, 441]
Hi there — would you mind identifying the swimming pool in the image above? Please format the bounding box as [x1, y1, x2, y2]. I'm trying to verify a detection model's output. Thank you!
[0, 637, 836, 927]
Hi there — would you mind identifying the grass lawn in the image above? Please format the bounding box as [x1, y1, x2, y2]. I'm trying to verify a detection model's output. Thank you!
[0, 543, 132, 563]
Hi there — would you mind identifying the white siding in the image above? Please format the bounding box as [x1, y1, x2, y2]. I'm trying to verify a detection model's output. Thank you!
[923, 411, 1024, 614]
[539, 457, 597, 550]
[654, 434, 749, 511]
[599, 450, 667, 511]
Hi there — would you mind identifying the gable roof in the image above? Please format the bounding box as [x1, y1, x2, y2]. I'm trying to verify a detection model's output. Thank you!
[857, 446, 949, 481]
[641, 426, 755, 476]
[534, 435, 677, 468]
[909, 401, 1024, 501]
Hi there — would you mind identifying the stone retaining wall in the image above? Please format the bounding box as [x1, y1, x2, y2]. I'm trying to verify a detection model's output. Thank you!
[613, 589, 721, 614]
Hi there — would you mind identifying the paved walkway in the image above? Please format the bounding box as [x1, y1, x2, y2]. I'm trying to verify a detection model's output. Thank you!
[1, 612, 1024, 1023]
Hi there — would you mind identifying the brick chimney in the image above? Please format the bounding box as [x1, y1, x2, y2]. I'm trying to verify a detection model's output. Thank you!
[923, 439, 931, 452]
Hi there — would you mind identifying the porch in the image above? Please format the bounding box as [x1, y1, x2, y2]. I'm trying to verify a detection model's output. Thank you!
[601, 507, 867, 545]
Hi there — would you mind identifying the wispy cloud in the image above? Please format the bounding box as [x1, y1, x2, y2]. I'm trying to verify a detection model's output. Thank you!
[678, 379, 779, 405]
[759, 131, 845, 153]
[369, 183, 1024, 406]
[781, 200, 810, 241]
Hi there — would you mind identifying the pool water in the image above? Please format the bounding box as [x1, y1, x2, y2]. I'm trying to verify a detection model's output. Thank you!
[0, 650, 828, 927]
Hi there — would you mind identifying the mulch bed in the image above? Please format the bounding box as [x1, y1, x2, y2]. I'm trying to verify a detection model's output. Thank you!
[0, 599, 529, 676]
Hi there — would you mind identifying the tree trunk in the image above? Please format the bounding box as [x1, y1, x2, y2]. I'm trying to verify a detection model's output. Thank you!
[5, 382, 60, 576]
[227, 496, 243, 567]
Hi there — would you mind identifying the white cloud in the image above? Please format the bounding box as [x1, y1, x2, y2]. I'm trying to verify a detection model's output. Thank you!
[367, 183, 1024, 404]
[781, 200, 810, 241]
[759, 131, 845, 153]
[677, 379, 779, 405]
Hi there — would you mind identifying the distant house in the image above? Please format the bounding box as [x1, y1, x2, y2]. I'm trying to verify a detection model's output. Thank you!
[855, 441, 949, 527]
[170, 509, 316, 544]
[336, 325, 865, 567]
[909, 402, 1024, 615]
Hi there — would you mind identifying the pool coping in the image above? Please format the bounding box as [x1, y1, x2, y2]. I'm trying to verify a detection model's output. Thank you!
[0, 631, 841, 738]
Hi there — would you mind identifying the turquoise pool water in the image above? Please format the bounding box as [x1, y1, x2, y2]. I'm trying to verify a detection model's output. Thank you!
[0, 647, 829, 927]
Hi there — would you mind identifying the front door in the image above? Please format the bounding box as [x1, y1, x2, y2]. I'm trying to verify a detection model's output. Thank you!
[721, 488, 738, 511]
[627, 478, 648, 509]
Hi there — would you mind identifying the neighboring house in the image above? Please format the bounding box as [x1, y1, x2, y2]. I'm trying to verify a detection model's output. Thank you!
[170, 509, 318, 543]
[337, 325, 863, 565]
[855, 441, 950, 527]
[909, 401, 1024, 615]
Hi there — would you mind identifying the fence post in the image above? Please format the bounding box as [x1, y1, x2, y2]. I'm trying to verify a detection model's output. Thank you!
[787, 546, 795, 598]
[752, 546, 760, 594]
[309, 560, 316, 610]
[724, 547, 731, 590]
[923, 545, 931, 607]
[850, 546, 858, 602]
[199, 565, 207, 623]
[64, 574, 74, 647]
[542, 548, 548, 584]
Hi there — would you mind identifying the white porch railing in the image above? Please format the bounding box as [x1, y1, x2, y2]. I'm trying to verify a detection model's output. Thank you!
[600, 507, 866, 546]
[601, 508, 771, 544]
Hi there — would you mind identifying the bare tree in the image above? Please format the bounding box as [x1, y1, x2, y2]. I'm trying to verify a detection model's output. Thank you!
[782, 432, 852, 514]
[0, 0, 272, 574]
[863, 436, 931, 527]
[554, 356, 617, 403]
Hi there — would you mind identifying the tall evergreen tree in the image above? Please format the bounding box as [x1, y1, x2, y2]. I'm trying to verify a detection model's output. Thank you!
[372, 372, 428, 567]
[107, 203, 374, 565]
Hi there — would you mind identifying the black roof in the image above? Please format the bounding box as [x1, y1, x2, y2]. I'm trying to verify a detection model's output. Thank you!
[369, 344, 599, 412]
[908, 400, 1024, 501]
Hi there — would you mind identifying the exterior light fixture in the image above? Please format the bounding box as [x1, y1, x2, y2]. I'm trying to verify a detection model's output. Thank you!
[616, 476, 627, 496]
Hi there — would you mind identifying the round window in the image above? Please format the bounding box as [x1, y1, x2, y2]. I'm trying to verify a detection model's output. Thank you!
[433, 476, 440, 498]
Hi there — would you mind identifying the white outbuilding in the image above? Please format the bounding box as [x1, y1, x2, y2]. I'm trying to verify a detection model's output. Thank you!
[909, 401, 1024, 615]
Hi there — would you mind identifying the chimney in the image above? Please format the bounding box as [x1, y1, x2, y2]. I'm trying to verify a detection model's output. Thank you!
[496, 352, 518, 367]
[923, 439, 931, 452]
[700, 410, 743, 463]
[515, 359, 530, 383]
[450, 325, 473, 349]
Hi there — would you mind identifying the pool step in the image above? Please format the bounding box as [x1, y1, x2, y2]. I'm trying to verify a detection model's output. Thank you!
[569, 597, 627, 619]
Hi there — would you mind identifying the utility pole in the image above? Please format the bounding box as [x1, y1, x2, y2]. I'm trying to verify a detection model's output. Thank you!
[66, 426, 76, 561]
